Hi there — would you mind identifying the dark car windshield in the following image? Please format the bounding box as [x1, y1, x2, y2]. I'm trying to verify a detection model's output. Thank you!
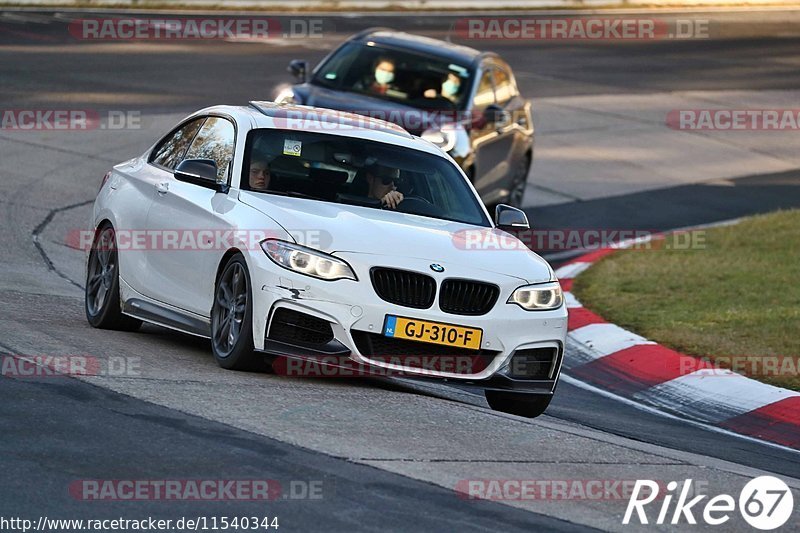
[311, 42, 473, 111]
[242, 128, 490, 227]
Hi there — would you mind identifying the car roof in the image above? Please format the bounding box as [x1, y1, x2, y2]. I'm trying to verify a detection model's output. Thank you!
[351, 29, 489, 68]
[248, 101, 413, 138]
[186, 103, 449, 158]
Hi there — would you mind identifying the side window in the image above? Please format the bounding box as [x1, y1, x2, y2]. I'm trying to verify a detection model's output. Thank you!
[494, 67, 518, 105]
[150, 118, 205, 170]
[184, 117, 236, 182]
[473, 69, 495, 110]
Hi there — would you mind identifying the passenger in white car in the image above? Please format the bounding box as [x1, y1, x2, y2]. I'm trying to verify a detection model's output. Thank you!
[248, 157, 272, 191]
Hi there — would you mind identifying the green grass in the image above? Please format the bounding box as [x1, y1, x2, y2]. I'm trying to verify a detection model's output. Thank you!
[573, 210, 800, 390]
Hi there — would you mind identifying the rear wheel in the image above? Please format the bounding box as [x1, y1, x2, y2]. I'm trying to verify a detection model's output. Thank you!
[85, 225, 142, 331]
[465, 165, 476, 184]
[506, 156, 530, 208]
[485, 390, 552, 418]
[211, 255, 265, 371]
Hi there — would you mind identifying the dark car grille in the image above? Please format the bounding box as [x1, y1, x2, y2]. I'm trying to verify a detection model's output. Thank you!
[370, 268, 436, 309]
[268, 308, 334, 345]
[351, 331, 498, 374]
[505, 348, 560, 380]
[439, 279, 500, 316]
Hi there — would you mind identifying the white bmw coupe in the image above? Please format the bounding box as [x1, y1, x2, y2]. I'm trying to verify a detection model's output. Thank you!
[85, 102, 567, 417]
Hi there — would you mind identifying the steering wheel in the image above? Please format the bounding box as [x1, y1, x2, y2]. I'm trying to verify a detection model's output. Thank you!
[394, 196, 443, 217]
[380, 195, 431, 210]
[401, 195, 433, 205]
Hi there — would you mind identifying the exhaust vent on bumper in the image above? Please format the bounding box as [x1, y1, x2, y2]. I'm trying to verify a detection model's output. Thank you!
[505, 347, 560, 380]
[268, 308, 334, 345]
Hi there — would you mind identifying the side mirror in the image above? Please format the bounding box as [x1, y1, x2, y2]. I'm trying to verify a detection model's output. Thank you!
[288, 59, 308, 83]
[174, 159, 228, 193]
[481, 104, 512, 130]
[495, 204, 530, 231]
[483, 104, 504, 125]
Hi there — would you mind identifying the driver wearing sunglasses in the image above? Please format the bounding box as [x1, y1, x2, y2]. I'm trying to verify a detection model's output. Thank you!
[365, 163, 404, 209]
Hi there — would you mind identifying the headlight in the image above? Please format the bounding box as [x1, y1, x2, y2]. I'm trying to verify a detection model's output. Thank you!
[274, 87, 296, 104]
[260, 240, 356, 281]
[421, 125, 456, 153]
[508, 282, 563, 311]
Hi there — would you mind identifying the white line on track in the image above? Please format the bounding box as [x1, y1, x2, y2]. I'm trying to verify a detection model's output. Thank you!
[561, 373, 800, 459]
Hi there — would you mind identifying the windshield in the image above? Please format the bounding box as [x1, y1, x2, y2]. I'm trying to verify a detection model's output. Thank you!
[311, 42, 473, 111]
[242, 128, 490, 227]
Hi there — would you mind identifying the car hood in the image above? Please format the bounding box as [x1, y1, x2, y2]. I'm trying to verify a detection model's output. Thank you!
[240, 192, 553, 284]
[291, 83, 453, 136]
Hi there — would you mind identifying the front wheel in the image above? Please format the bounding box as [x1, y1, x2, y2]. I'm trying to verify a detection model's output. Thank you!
[506, 157, 530, 208]
[211, 255, 265, 371]
[485, 390, 552, 418]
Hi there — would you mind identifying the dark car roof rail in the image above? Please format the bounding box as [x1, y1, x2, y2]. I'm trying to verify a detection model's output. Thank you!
[352, 28, 482, 65]
[476, 51, 501, 63]
[351, 27, 394, 40]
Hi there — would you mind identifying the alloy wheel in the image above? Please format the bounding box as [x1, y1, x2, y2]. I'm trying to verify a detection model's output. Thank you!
[212, 262, 249, 357]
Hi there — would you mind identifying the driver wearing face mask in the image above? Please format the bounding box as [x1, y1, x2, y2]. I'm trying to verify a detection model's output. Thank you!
[370, 58, 396, 95]
[441, 72, 461, 102]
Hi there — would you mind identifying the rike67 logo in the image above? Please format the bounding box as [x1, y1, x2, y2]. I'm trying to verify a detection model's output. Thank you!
[624, 476, 794, 529]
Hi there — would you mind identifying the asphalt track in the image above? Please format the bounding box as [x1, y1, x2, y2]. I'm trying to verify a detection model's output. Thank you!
[2, 9, 800, 532]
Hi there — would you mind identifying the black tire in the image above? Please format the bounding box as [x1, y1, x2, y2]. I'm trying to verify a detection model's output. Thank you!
[85, 225, 142, 331]
[485, 390, 552, 418]
[506, 156, 531, 208]
[465, 166, 476, 184]
[211, 254, 265, 371]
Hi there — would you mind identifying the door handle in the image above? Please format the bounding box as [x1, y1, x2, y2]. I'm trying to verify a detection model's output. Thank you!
[155, 182, 169, 195]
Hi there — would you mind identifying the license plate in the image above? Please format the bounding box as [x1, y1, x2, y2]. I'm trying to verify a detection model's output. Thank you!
[383, 315, 483, 350]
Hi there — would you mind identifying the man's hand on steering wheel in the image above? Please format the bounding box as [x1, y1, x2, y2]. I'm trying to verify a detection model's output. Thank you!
[381, 190, 404, 209]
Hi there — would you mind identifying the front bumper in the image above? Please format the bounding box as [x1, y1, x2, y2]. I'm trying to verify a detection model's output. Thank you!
[247, 251, 567, 393]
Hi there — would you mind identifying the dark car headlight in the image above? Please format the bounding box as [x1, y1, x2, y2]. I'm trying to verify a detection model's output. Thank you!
[274, 87, 296, 104]
[421, 124, 457, 152]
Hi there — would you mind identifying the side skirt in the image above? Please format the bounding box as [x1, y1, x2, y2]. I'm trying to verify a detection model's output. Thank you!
[119, 278, 211, 338]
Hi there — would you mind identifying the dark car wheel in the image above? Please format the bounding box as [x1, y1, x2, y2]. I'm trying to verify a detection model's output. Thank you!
[85, 225, 142, 331]
[485, 390, 552, 418]
[211, 255, 267, 371]
[506, 157, 531, 208]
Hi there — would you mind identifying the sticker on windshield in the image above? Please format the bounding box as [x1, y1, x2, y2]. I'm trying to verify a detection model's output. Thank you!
[283, 139, 302, 157]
